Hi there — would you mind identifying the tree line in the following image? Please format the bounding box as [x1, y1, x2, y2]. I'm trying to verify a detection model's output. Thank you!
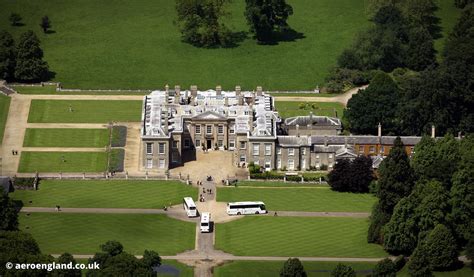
[341, 2, 473, 137]
[175, 0, 294, 47]
[367, 135, 473, 276]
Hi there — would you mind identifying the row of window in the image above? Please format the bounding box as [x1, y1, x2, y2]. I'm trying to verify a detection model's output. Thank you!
[276, 148, 306, 156]
[146, 158, 165, 169]
[195, 125, 234, 135]
[252, 143, 272, 156]
[146, 143, 165, 155]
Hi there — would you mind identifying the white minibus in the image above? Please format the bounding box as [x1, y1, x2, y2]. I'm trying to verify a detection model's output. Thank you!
[226, 201, 267, 215]
[183, 197, 197, 217]
[200, 212, 210, 233]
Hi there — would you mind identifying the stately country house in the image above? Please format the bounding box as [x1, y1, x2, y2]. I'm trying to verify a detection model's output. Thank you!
[141, 86, 425, 172]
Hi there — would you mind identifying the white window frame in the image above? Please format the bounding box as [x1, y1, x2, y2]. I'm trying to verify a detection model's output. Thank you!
[229, 140, 235, 149]
[301, 148, 306, 155]
[218, 125, 224, 134]
[369, 146, 375, 153]
[265, 160, 271, 169]
[146, 143, 153, 155]
[196, 139, 201, 148]
[229, 125, 235, 134]
[240, 141, 246, 149]
[277, 148, 281, 155]
[195, 125, 201, 134]
[253, 144, 260, 156]
[288, 159, 294, 170]
[240, 155, 246, 163]
[158, 159, 165, 169]
[218, 139, 223, 147]
[329, 154, 333, 159]
[158, 143, 165, 154]
[301, 158, 306, 169]
[277, 159, 281, 169]
[265, 144, 271, 156]
[288, 148, 295, 156]
[206, 125, 212, 134]
[146, 159, 153, 169]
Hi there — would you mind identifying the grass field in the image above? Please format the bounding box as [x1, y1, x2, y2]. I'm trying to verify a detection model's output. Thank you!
[11, 179, 197, 208]
[275, 101, 344, 119]
[236, 180, 328, 188]
[20, 213, 195, 255]
[18, 151, 108, 173]
[214, 261, 377, 277]
[0, 94, 11, 143]
[27, 100, 142, 123]
[12, 85, 150, 95]
[159, 260, 194, 277]
[23, 128, 109, 147]
[217, 187, 375, 212]
[398, 265, 473, 277]
[269, 93, 336, 97]
[215, 216, 386, 257]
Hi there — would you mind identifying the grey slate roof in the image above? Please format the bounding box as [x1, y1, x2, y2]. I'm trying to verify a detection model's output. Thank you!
[310, 135, 422, 146]
[277, 136, 310, 147]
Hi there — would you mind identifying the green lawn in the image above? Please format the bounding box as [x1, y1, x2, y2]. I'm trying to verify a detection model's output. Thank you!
[13, 85, 149, 95]
[275, 101, 344, 119]
[215, 217, 386, 257]
[0, 94, 11, 143]
[217, 187, 375, 212]
[28, 100, 142, 123]
[20, 213, 195, 255]
[12, 85, 57, 94]
[435, 1, 462, 57]
[18, 151, 108, 173]
[11, 179, 197, 208]
[397, 265, 473, 277]
[269, 93, 337, 97]
[23, 128, 109, 147]
[215, 261, 377, 277]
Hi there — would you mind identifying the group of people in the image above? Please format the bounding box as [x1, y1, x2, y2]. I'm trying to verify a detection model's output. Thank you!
[11, 150, 19, 155]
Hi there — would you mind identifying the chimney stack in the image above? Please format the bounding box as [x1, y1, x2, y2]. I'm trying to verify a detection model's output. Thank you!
[235, 85, 241, 96]
[344, 136, 348, 148]
[190, 85, 198, 97]
[165, 84, 169, 93]
[216, 85, 222, 96]
[256, 86, 263, 96]
[296, 124, 300, 137]
[162, 108, 169, 134]
[431, 125, 436, 138]
[224, 96, 229, 106]
[174, 85, 180, 95]
[378, 122, 382, 137]
[309, 111, 314, 123]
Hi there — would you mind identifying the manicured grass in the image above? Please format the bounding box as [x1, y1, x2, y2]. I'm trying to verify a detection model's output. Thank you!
[159, 260, 194, 277]
[13, 85, 149, 95]
[269, 93, 336, 97]
[28, 100, 142, 123]
[12, 85, 57, 94]
[0, 0, 371, 90]
[23, 128, 109, 147]
[11, 179, 197, 208]
[435, 1, 461, 57]
[214, 261, 377, 277]
[0, 94, 10, 143]
[236, 180, 328, 188]
[215, 217, 386, 257]
[19, 213, 195, 255]
[217, 187, 375, 212]
[18, 151, 108, 173]
[275, 101, 344, 119]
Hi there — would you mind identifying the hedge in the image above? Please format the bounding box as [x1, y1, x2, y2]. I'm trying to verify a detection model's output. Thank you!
[111, 126, 127, 147]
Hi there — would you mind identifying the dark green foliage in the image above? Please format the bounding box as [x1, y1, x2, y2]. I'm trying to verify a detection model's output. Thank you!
[87, 240, 161, 276]
[0, 188, 18, 231]
[325, 68, 374, 92]
[0, 31, 16, 81]
[344, 72, 400, 135]
[40, 16, 51, 33]
[383, 196, 418, 254]
[0, 231, 54, 277]
[422, 224, 459, 270]
[368, 137, 415, 243]
[331, 263, 355, 277]
[466, 233, 474, 269]
[175, 0, 232, 48]
[108, 149, 124, 172]
[280, 258, 307, 277]
[372, 258, 396, 277]
[111, 125, 127, 147]
[405, 26, 436, 71]
[407, 242, 433, 277]
[411, 135, 461, 187]
[14, 31, 49, 82]
[56, 253, 81, 277]
[13, 177, 37, 189]
[9, 13, 22, 27]
[328, 156, 373, 193]
[393, 255, 406, 271]
[245, 0, 293, 44]
[401, 0, 441, 39]
[454, 0, 473, 8]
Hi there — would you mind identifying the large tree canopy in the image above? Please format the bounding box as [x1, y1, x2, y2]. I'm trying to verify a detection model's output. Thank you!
[14, 30, 49, 82]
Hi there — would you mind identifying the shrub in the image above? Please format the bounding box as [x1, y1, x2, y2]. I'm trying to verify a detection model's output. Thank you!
[331, 263, 355, 277]
[393, 255, 406, 271]
[108, 149, 125, 172]
[286, 175, 301, 182]
[12, 177, 36, 190]
[372, 258, 396, 277]
[111, 126, 127, 147]
[280, 258, 307, 277]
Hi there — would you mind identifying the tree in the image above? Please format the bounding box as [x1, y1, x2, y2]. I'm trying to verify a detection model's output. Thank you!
[101, 240, 123, 256]
[244, 0, 293, 44]
[422, 224, 459, 270]
[331, 263, 355, 277]
[383, 196, 418, 254]
[400, 0, 441, 39]
[280, 258, 307, 277]
[407, 242, 433, 277]
[0, 187, 18, 231]
[345, 72, 400, 135]
[9, 13, 22, 26]
[175, 0, 232, 48]
[142, 250, 161, 269]
[40, 16, 51, 33]
[414, 181, 450, 237]
[55, 253, 81, 277]
[14, 30, 49, 82]
[466, 233, 474, 269]
[368, 137, 415, 243]
[348, 156, 374, 193]
[405, 26, 436, 71]
[372, 258, 396, 277]
[454, 0, 473, 8]
[0, 31, 16, 81]
[327, 159, 351, 192]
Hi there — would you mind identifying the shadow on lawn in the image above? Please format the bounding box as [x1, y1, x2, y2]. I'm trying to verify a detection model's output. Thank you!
[257, 27, 306, 46]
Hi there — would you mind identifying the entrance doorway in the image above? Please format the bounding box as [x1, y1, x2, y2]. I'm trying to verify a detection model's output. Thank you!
[207, 139, 212, 149]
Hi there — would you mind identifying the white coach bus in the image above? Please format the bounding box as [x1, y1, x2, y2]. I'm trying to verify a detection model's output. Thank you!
[226, 201, 267, 215]
[183, 197, 197, 217]
[200, 212, 210, 233]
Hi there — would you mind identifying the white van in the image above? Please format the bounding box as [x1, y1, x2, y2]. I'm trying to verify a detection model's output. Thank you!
[183, 197, 197, 217]
[200, 212, 210, 233]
